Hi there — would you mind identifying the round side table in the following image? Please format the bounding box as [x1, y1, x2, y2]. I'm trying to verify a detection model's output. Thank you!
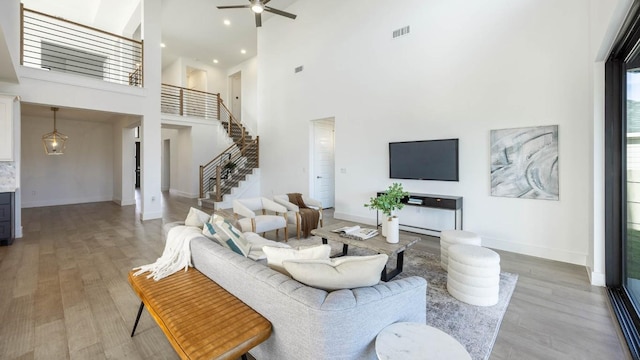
[375, 322, 471, 360]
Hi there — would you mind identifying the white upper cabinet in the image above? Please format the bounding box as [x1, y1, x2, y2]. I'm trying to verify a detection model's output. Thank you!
[0, 95, 14, 161]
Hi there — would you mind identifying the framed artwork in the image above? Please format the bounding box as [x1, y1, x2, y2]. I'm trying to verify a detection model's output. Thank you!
[490, 125, 559, 200]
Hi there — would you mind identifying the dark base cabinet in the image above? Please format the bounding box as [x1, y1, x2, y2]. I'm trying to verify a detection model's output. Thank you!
[0, 192, 14, 246]
[376, 191, 463, 234]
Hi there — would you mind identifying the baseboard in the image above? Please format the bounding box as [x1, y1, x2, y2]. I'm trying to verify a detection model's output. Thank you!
[141, 210, 162, 221]
[169, 189, 198, 198]
[333, 212, 376, 226]
[482, 236, 588, 266]
[588, 267, 606, 286]
[112, 197, 135, 206]
[335, 211, 588, 266]
[21, 195, 113, 208]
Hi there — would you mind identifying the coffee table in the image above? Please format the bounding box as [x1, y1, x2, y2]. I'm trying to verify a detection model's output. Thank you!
[311, 221, 420, 281]
[376, 322, 471, 360]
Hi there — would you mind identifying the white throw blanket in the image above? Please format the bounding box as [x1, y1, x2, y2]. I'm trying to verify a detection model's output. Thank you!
[132, 225, 203, 281]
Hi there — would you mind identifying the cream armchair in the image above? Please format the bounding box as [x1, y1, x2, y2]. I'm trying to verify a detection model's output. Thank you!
[273, 194, 323, 239]
[233, 197, 289, 240]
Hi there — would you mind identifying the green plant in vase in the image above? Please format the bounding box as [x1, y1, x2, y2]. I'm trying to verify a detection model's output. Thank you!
[365, 183, 409, 243]
[365, 182, 409, 217]
[224, 161, 237, 171]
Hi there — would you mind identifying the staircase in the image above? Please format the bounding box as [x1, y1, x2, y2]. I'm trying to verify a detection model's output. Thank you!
[199, 103, 259, 210]
[159, 83, 259, 209]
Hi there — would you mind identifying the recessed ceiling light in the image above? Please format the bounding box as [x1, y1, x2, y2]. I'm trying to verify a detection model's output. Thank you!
[160, 43, 166, 48]
[213, 59, 219, 64]
[224, 19, 231, 26]
[241, 49, 247, 54]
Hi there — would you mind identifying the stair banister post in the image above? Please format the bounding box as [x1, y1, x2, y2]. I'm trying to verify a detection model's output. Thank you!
[179, 88, 184, 116]
[216, 165, 222, 202]
[217, 94, 221, 120]
[199, 165, 204, 198]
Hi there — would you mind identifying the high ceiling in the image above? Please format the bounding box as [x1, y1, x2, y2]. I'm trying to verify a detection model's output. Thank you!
[21, 0, 298, 69]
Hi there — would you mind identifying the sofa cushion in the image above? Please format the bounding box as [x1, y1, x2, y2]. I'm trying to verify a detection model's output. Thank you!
[282, 254, 389, 291]
[185, 207, 211, 228]
[212, 218, 252, 257]
[262, 245, 331, 276]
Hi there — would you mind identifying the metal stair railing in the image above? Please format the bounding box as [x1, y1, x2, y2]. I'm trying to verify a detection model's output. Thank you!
[161, 84, 220, 119]
[199, 136, 259, 201]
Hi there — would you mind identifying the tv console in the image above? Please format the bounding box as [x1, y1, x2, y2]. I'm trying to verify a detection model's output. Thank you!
[376, 192, 463, 235]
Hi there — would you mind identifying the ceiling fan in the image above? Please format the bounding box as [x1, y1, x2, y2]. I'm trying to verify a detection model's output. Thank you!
[217, 0, 297, 27]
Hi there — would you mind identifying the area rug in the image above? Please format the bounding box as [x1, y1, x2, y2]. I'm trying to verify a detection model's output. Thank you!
[285, 237, 518, 360]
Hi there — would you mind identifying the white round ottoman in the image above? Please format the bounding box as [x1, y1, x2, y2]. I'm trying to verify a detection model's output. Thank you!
[440, 230, 481, 271]
[447, 244, 500, 306]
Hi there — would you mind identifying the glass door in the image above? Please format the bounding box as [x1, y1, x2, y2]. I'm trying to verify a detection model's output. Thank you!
[627, 68, 640, 307]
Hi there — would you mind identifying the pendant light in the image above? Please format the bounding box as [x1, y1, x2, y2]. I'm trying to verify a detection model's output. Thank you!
[42, 107, 68, 155]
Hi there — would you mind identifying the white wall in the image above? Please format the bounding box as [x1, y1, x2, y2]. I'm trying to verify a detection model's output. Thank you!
[257, 0, 623, 267]
[161, 57, 228, 100]
[162, 58, 183, 86]
[21, 114, 114, 207]
[161, 116, 234, 198]
[227, 57, 258, 135]
[0, 0, 20, 67]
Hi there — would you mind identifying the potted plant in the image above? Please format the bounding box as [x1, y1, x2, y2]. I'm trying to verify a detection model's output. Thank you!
[224, 161, 237, 171]
[365, 183, 409, 243]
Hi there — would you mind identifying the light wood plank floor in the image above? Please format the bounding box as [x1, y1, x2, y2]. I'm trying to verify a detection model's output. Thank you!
[0, 192, 631, 359]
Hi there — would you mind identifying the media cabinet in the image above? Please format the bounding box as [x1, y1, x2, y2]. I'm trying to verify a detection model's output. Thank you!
[376, 192, 463, 235]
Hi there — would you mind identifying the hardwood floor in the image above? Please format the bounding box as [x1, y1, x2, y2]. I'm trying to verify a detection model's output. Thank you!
[0, 192, 631, 359]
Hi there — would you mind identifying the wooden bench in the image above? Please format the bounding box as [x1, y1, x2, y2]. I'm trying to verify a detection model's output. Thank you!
[128, 268, 272, 360]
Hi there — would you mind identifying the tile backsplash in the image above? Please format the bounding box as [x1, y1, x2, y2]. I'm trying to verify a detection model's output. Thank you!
[0, 162, 17, 191]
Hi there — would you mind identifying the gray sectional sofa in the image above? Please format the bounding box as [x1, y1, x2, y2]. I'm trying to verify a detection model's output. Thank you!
[187, 230, 428, 360]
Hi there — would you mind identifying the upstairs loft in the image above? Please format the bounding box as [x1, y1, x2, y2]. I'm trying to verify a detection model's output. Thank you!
[3, 6, 230, 123]
[21, 6, 143, 88]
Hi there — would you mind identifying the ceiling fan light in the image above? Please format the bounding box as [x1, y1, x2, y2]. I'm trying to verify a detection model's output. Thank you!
[251, 1, 264, 13]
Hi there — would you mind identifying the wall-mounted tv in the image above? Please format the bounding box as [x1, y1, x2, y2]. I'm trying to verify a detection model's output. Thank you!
[389, 139, 459, 181]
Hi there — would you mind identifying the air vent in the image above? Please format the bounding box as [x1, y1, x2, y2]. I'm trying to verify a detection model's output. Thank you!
[392, 26, 410, 39]
[294, 65, 304, 73]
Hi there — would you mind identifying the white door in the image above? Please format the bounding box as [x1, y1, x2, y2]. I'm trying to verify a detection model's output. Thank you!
[230, 72, 242, 120]
[312, 119, 335, 208]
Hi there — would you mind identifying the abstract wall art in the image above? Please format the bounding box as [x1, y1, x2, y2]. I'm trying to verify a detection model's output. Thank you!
[490, 125, 559, 200]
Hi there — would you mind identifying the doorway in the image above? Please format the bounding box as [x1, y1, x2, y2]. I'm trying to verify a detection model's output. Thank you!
[135, 141, 140, 189]
[310, 118, 335, 208]
[186, 67, 207, 117]
[229, 72, 242, 120]
[162, 139, 170, 191]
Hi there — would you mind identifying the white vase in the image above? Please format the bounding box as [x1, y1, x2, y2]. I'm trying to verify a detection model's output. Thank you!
[381, 216, 388, 237]
[386, 216, 399, 244]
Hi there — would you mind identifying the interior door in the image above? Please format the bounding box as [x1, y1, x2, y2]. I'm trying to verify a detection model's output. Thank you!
[135, 141, 140, 189]
[312, 119, 335, 208]
[230, 72, 242, 120]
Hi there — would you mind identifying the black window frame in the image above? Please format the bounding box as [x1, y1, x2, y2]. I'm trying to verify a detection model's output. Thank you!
[605, 2, 640, 358]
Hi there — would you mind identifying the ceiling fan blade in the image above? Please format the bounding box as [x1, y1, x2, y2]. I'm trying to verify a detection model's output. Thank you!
[264, 7, 297, 19]
[217, 5, 251, 9]
[263, 0, 272, 4]
[255, 13, 262, 27]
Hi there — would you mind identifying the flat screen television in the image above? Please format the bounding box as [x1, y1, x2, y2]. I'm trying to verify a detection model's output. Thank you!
[389, 139, 459, 181]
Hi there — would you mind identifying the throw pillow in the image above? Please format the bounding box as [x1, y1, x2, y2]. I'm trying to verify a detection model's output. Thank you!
[212, 218, 252, 257]
[243, 232, 291, 261]
[184, 207, 210, 228]
[262, 244, 331, 276]
[282, 254, 389, 291]
[202, 214, 225, 244]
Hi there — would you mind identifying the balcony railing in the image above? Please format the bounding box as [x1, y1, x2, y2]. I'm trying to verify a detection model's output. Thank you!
[161, 84, 220, 119]
[21, 5, 143, 86]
